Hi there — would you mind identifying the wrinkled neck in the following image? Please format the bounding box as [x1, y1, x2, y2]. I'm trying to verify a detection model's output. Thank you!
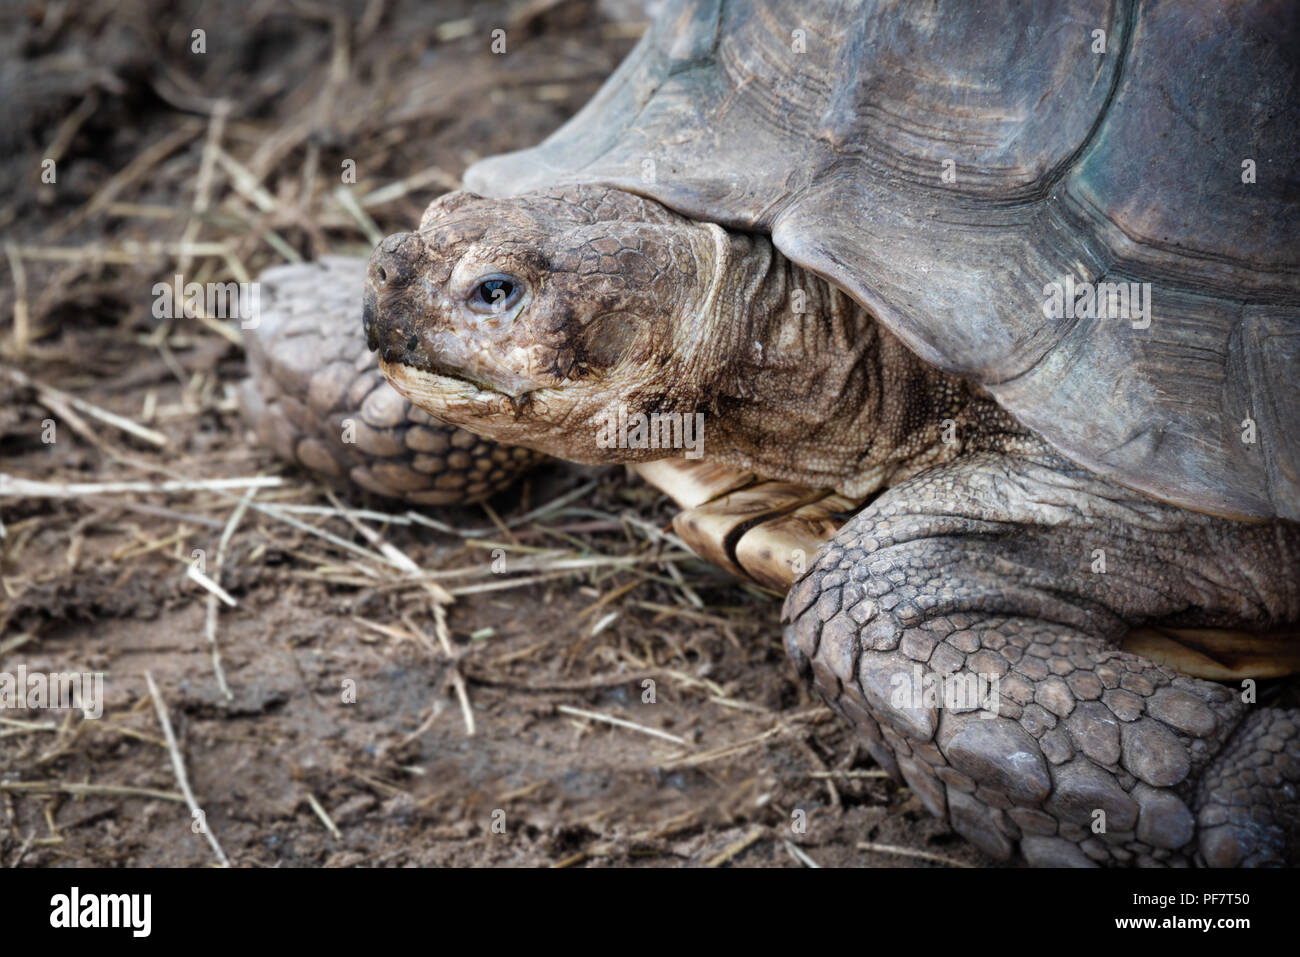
[690, 232, 992, 496]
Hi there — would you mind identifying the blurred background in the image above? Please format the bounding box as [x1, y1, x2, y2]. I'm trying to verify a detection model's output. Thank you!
[0, 0, 645, 349]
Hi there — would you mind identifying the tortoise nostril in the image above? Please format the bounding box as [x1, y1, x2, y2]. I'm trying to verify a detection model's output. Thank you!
[367, 231, 419, 292]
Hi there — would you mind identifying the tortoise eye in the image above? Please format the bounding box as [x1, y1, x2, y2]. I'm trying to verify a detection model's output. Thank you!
[470, 274, 522, 313]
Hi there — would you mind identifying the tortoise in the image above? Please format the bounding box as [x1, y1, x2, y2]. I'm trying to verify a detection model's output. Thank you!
[241, 0, 1300, 866]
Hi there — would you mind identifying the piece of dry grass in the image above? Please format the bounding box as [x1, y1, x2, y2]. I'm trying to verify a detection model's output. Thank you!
[0, 781, 185, 803]
[856, 842, 970, 868]
[201, 489, 257, 699]
[144, 671, 231, 867]
[4, 368, 168, 447]
[305, 792, 343, 841]
[1, 475, 284, 497]
[555, 704, 689, 747]
[4, 241, 30, 356]
[703, 828, 766, 867]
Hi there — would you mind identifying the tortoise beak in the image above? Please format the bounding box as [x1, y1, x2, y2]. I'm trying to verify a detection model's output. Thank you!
[364, 231, 426, 363]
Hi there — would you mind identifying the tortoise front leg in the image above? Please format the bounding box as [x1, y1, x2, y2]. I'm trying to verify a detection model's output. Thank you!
[782, 447, 1300, 866]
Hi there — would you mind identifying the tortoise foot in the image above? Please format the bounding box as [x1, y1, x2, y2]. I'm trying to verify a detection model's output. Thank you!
[783, 448, 1300, 866]
[1195, 708, 1300, 867]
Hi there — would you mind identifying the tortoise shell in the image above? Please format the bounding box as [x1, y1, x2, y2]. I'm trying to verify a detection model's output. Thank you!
[465, 0, 1300, 521]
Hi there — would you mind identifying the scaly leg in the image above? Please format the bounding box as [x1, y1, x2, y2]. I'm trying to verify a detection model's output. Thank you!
[784, 445, 1300, 866]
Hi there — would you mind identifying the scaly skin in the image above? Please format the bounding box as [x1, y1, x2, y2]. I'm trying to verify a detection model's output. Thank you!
[784, 443, 1300, 866]
[356, 182, 1300, 866]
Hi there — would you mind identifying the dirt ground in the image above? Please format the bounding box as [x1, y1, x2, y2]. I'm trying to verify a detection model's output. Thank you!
[0, 0, 994, 867]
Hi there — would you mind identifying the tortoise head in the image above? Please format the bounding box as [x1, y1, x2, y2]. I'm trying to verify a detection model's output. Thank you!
[364, 186, 726, 463]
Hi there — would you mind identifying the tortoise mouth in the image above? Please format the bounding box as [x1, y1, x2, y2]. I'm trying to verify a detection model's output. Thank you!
[379, 359, 537, 420]
[416, 358, 506, 397]
[380, 358, 502, 398]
